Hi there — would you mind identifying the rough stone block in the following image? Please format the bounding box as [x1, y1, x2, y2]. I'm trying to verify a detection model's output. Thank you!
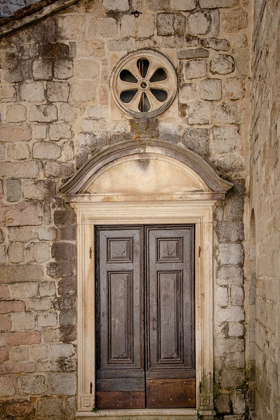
[179, 48, 209, 59]
[0, 301, 25, 314]
[38, 227, 57, 241]
[199, 0, 239, 7]
[33, 141, 62, 160]
[20, 82, 45, 102]
[47, 261, 76, 279]
[221, 369, 245, 389]
[33, 124, 47, 140]
[52, 242, 76, 261]
[6, 180, 21, 202]
[87, 18, 118, 39]
[0, 316, 12, 332]
[214, 102, 245, 124]
[71, 80, 96, 102]
[186, 101, 212, 125]
[235, 49, 250, 76]
[9, 227, 38, 243]
[216, 286, 229, 307]
[0, 376, 16, 397]
[81, 118, 106, 133]
[74, 60, 99, 79]
[44, 162, 74, 178]
[217, 244, 244, 265]
[231, 391, 246, 414]
[18, 375, 45, 395]
[216, 266, 243, 286]
[47, 372, 77, 395]
[23, 180, 56, 200]
[49, 123, 71, 140]
[29, 105, 57, 123]
[47, 81, 70, 104]
[187, 11, 211, 35]
[201, 37, 230, 51]
[0, 285, 10, 300]
[8, 243, 24, 263]
[216, 393, 230, 414]
[54, 59, 74, 80]
[0, 125, 32, 142]
[37, 311, 58, 327]
[184, 59, 207, 79]
[4, 202, 43, 227]
[212, 125, 241, 153]
[1, 264, 43, 284]
[231, 286, 244, 306]
[216, 307, 244, 324]
[157, 14, 175, 36]
[210, 54, 235, 75]
[37, 397, 63, 417]
[60, 310, 77, 326]
[0, 85, 16, 101]
[25, 298, 52, 311]
[145, 0, 170, 11]
[103, 0, 129, 12]
[33, 60, 52, 81]
[0, 145, 5, 160]
[50, 344, 75, 360]
[62, 141, 74, 161]
[26, 242, 50, 263]
[57, 15, 85, 40]
[122, 14, 154, 38]
[228, 322, 244, 337]
[10, 283, 38, 299]
[6, 105, 27, 123]
[39, 281, 56, 297]
[223, 77, 245, 100]
[179, 83, 197, 102]
[107, 39, 134, 51]
[198, 78, 222, 101]
[182, 127, 210, 156]
[12, 312, 35, 330]
[216, 221, 244, 242]
[171, 0, 196, 10]
[9, 346, 29, 363]
[7, 143, 30, 160]
[30, 345, 48, 362]
[222, 9, 248, 33]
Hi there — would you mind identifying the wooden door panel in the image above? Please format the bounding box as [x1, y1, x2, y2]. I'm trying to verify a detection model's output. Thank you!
[96, 227, 145, 409]
[146, 378, 195, 408]
[146, 226, 195, 408]
[157, 270, 183, 363]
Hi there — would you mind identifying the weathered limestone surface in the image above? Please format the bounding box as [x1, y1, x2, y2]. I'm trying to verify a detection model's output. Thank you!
[249, 2, 280, 420]
[0, 0, 254, 418]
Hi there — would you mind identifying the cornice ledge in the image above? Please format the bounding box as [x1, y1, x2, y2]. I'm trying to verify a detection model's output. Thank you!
[60, 141, 233, 197]
[0, 0, 80, 39]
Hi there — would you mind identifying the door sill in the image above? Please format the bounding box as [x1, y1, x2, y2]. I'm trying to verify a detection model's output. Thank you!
[76, 408, 216, 419]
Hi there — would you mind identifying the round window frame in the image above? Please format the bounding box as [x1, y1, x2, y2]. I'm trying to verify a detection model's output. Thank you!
[111, 50, 178, 119]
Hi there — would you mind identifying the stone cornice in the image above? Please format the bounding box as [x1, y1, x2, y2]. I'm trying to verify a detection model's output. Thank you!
[0, 0, 80, 39]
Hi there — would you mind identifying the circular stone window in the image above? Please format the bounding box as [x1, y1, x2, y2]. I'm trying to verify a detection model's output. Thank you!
[111, 50, 177, 119]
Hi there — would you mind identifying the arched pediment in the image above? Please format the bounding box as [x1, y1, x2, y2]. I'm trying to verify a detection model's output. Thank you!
[61, 141, 232, 202]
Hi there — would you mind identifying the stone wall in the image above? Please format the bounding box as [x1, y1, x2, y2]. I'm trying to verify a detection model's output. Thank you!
[250, 1, 280, 419]
[0, 0, 253, 418]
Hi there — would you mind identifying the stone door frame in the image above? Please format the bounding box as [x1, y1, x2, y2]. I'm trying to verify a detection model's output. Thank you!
[61, 141, 232, 419]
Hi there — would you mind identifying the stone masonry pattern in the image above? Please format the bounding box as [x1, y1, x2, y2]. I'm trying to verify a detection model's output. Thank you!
[0, 0, 267, 419]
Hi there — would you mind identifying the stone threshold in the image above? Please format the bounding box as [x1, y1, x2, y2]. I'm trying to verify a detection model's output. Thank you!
[75, 409, 216, 419]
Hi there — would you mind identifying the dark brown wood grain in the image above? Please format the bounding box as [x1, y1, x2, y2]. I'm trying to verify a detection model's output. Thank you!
[96, 391, 145, 409]
[146, 378, 196, 408]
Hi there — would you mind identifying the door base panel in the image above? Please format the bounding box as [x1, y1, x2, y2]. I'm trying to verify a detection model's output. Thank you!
[96, 391, 145, 409]
[146, 379, 195, 408]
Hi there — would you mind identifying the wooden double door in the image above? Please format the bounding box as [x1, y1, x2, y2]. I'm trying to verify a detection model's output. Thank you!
[95, 225, 195, 409]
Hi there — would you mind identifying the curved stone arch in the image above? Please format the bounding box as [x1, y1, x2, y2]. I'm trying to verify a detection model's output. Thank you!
[61, 140, 233, 199]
